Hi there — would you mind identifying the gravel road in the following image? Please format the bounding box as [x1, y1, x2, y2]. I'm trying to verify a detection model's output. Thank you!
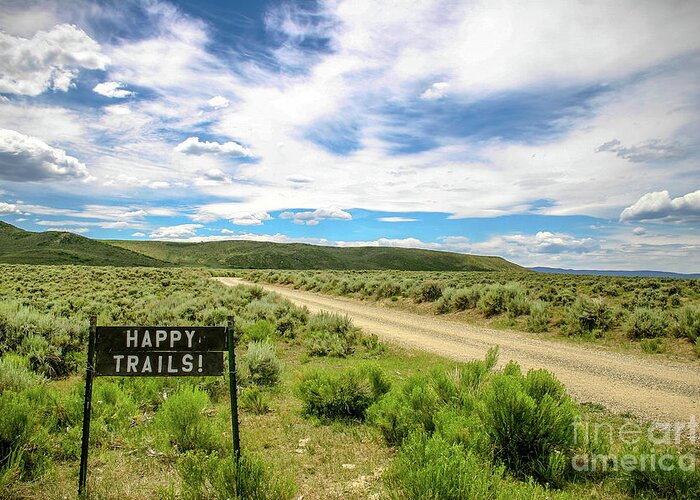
[217, 277, 700, 424]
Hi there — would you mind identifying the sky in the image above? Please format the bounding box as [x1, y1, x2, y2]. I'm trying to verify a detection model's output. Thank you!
[0, 0, 699, 272]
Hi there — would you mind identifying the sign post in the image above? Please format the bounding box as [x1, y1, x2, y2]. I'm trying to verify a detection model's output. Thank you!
[78, 316, 97, 497]
[227, 316, 240, 460]
[78, 319, 235, 496]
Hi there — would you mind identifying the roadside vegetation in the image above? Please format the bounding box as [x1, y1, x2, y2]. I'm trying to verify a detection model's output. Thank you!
[1, 264, 698, 498]
[238, 269, 700, 359]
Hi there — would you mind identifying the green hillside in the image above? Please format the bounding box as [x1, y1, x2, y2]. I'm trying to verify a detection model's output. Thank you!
[107, 239, 523, 271]
[0, 222, 166, 267]
[0, 221, 523, 271]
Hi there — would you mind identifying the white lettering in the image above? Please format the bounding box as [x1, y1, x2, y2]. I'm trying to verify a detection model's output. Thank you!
[141, 330, 152, 348]
[185, 330, 195, 348]
[156, 330, 167, 348]
[170, 330, 182, 348]
[126, 330, 138, 348]
[198, 354, 203, 373]
[142, 356, 152, 373]
[182, 354, 193, 372]
[127, 355, 138, 373]
[113, 354, 124, 372]
[167, 355, 177, 373]
[158, 355, 163, 373]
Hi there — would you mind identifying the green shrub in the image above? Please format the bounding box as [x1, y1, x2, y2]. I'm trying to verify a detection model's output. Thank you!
[238, 340, 282, 387]
[155, 388, 218, 452]
[477, 283, 528, 317]
[368, 374, 440, 446]
[627, 308, 667, 339]
[92, 381, 138, 433]
[433, 294, 453, 314]
[564, 297, 613, 337]
[414, 281, 443, 303]
[243, 320, 276, 342]
[527, 301, 550, 332]
[360, 333, 387, 357]
[641, 338, 665, 354]
[295, 365, 390, 421]
[673, 306, 700, 341]
[385, 431, 501, 499]
[479, 368, 577, 486]
[178, 451, 294, 499]
[239, 387, 270, 415]
[0, 354, 45, 392]
[385, 431, 563, 499]
[452, 286, 482, 311]
[696, 338, 700, 358]
[0, 390, 52, 480]
[620, 443, 700, 499]
[272, 303, 308, 338]
[304, 312, 360, 357]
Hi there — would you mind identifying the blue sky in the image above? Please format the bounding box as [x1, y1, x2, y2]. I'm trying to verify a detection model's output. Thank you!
[1, 0, 699, 272]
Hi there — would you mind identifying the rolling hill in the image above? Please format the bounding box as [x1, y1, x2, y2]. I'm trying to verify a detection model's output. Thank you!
[107, 239, 523, 271]
[0, 222, 166, 267]
[0, 221, 523, 271]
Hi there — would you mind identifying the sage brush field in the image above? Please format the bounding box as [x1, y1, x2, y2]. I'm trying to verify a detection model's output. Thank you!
[1, 265, 699, 498]
[239, 269, 700, 357]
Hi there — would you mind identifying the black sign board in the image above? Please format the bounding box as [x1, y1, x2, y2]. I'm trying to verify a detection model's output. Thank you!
[95, 326, 226, 352]
[94, 326, 226, 376]
[95, 351, 224, 376]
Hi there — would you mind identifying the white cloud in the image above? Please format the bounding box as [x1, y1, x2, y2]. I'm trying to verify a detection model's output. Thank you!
[35, 219, 146, 230]
[206, 96, 229, 109]
[194, 168, 231, 186]
[633, 227, 647, 236]
[45, 227, 89, 234]
[0, 202, 20, 214]
[174, 137, 252, 157]
[192, 204, 272, 225]
[93, 81, 133, 98]
[230, 213, 272, 226]
[279, 208, 352, 225]
[149, 224, 202, 239]
[132, 232, 146, 237]
[596, 139, 687, 163]
[420, 82, 449, 100]
[0, 24, 109, 96]
[0, 129, 89, 181]
[620, 190, 700, 223]
[286, 174, 314, 184]
[472, 231, 599, 257]
[378, 217, 418, 222]
[103, 105, 131, 115]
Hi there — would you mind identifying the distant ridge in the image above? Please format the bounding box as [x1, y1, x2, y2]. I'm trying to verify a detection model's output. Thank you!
[108, 238, 524, 271]
[530, 266, 700, 279]
[0, 221, 523, 271]
[0, 221, 166, 267]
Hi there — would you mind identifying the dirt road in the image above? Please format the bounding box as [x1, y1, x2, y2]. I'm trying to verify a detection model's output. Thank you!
[217, 278, 700, 424]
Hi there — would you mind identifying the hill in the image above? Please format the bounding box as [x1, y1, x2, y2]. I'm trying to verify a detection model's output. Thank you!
[107, 239, 523, 271]
[530, 266, 700, 279]
[0, 222, 166, 267]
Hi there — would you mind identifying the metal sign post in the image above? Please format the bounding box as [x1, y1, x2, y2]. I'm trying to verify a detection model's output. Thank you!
[227, 316, 240, 460]
[78, 316, 97, 497]
[78, 319, 237, 496]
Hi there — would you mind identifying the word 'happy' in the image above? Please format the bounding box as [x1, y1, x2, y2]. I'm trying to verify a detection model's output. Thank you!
[125, 329, 198, 349]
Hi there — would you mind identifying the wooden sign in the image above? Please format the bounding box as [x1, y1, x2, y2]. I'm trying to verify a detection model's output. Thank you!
[95, 326, 226, 352]
[94, 326, 226, 376]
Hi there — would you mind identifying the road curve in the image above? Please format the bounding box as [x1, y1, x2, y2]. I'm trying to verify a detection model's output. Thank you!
[216, 277, 700, 424]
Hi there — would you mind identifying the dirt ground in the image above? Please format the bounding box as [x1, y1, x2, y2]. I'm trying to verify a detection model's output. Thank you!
[217, 277, 700, 426]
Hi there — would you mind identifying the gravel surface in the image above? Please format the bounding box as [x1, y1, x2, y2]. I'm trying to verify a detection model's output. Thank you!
[217, 278, 700, 424]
